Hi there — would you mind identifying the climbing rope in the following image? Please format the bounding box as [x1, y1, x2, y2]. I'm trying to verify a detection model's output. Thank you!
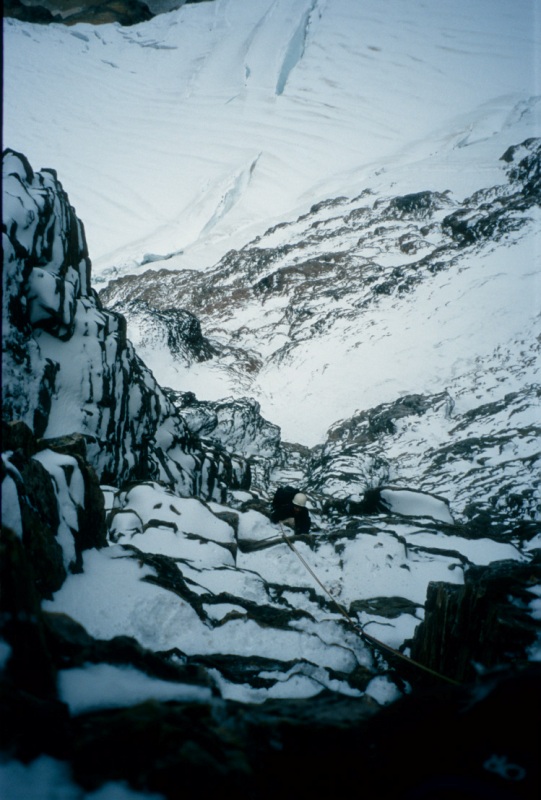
[278, 523, 462, 687]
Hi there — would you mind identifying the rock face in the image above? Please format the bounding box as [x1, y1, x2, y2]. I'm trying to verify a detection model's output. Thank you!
[167, 390, 282, 460]
[2, 421, 107, 594]
[100, 139, 541, 417]
[3, 1, 211, 26]
[306, 388, 540, 537]
[121, 300, 218, 366]
[2, 147, 540, 798]
[410, 558, 541, 684]
[2, 506, 540, 799]
[3, 516, 536, 794]
[3, 0, 154, 26]
[2, 149, 249, 501]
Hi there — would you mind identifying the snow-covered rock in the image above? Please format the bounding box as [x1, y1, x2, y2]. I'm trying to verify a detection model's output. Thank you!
[167, 390, 281, 459]
[2, 150, 250, 502]
[2, 421, 106, 595]
[101, 138, 541, 446]
[2, 1, 541, 794]
[3, 148, 538, 711]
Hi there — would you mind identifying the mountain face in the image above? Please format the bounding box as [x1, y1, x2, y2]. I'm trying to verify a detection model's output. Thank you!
[2, 1, 541, 796]
[100, 135, 541, 442]
[2, 150, 249, 500]
[101, 138, 541, 538]
[2, 142, 541, 796]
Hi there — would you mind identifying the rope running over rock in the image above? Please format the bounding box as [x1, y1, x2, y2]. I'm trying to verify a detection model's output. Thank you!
[278, 523, 462, 687]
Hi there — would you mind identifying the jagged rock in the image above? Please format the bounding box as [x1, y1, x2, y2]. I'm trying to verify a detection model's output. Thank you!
[0, 527, 58, 699]
[0, 526, 71, 762]
[2, 419, 37, 457]
[350, 596, 421, 620]
[43, 612, 214, 691]
[38, 433, 108, 563]
[304, 385, 540, 540]
[3, 449, 66, 597]
[2, 149, 250, 502]
[113, 300, 218, 365]
[409, 557, 541, 683]
[326, 393, 450, 445]
[3, 0, 58, 24]
[35, 665, 541, 799]
[106, 480, 239, 563]
[100, 141, 540, 406]
[3, 0, 154, 26]
[2, 523, 539, 797]
[501, 137, 541, 203]
[442, 138, 541, 246]
[306, 394, 451, 501]
[2, 421, 107, 592]
[385, 189, 453, 220]
[167, 390, 281, 460]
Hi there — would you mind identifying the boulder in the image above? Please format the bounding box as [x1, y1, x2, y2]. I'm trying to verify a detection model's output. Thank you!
[2, 421, 107, 590]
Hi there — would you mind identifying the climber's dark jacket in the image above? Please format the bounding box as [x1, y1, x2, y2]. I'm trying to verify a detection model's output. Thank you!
[271, 486, 311, 534]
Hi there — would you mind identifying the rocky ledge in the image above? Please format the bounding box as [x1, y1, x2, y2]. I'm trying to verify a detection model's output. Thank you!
[3, 1, 211, 27]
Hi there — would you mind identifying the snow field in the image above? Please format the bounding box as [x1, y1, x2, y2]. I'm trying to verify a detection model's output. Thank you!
[4, 0, 538, 277]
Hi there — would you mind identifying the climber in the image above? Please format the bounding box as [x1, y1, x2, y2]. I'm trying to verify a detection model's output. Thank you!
[271, 485, 311, 535]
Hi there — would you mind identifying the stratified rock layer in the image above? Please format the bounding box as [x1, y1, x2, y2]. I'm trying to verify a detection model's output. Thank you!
[2, 149, 249, 502]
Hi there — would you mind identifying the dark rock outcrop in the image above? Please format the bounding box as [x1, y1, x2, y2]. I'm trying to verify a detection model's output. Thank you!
[303, 384, 540, 540]
[115, 299, 218, 365]
[3, 1, 216, 26]
[3, 502, 539, 798]
[443, 138, 541, 246]
[2, 420, 106, 593]
[3, 562, 539, 800]
[3, 0, 154, 26]
[0, 526, 71, 762]
[3, 513, 538, 798]
[410, 558, 541, 684]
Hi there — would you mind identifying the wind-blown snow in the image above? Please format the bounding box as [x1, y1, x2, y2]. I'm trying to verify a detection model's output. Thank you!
[3, 0, 539, 280]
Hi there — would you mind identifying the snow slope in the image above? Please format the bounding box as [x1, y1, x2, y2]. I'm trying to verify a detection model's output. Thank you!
[4, 0, 540, 281]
